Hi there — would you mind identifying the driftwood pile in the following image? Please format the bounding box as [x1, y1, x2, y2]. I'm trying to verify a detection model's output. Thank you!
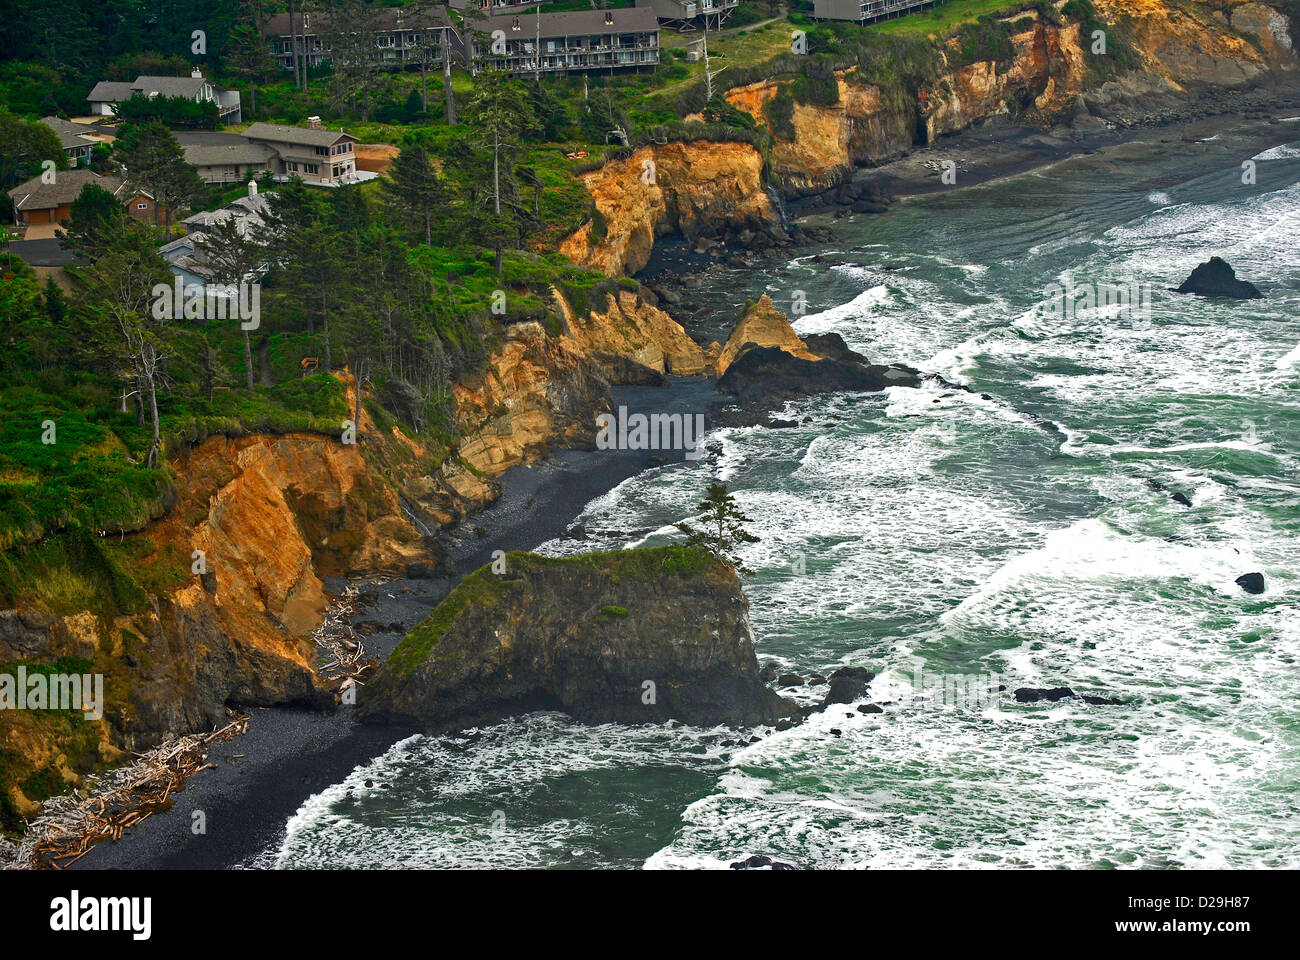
[313, 583, 376, 698]
[3, 714, 249, 870]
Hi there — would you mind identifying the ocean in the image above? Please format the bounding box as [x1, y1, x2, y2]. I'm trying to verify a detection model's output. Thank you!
[271, 123, 1300, 870]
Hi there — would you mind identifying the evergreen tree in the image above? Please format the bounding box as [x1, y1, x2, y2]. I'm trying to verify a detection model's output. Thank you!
[677, 482, 760, 574]
[194, 216, 266, 390]
[382, 136, 448, 247]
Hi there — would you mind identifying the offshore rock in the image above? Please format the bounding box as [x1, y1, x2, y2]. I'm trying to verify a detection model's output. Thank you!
[359, 547, 798, 730]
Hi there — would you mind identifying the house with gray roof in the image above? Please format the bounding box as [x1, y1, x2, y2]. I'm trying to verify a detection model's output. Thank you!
[6, 169, 156, 230]
[40, 117, 111, 166]
[242, 122, 367, 185]
[176, 132, 278, 185]
[87, 69, 241, 123]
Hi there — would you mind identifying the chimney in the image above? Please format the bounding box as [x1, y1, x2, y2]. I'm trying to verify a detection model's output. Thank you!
[248, 179, 258, 198]
[307, 115, 323, 129]
[191, 67, 203, 79]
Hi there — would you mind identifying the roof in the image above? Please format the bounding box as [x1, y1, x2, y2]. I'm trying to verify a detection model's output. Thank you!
[263, 7, 450, 35]
[6, 169, 129, 211]
[40, 116, 103, 151]
[182, 192, 271, 231]
[181, 140, 277, 168]
[243, 122, 357, 149]
[480, 7, 660, 36]
[130, 75, 211, 99]
[87, 74, 224, 105]
[87, 81, 135, 103]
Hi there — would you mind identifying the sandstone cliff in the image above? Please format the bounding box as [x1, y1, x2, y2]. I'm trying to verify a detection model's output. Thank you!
[724, 1, 1295, 195]
[713, 294, 821, 377]
[358, 546, 797, 729]
[452, 286, 707, 481]
[559, 141, 779, 276]
[558, 0, 1297, 235]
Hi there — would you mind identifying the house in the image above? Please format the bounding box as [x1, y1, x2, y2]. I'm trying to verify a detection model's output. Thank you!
[470, 8, 660, 76]
[635, 0, 739, 28]
[39, 117, 110, 166]
[262, 6, 457, 72]
[87, 69, 242, 123]
[5, 169, 155, 229]
[242, 121, 368, 186]
[811, 0, 938, 24]
[176, 132, 278, 185]
[160, 181, 273, 288]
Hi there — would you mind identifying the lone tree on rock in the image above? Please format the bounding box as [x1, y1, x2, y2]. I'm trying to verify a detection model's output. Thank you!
[677, 481, 759, 574]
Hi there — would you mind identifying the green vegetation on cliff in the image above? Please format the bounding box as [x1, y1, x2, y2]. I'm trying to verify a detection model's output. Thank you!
[388, 546, 720, 676]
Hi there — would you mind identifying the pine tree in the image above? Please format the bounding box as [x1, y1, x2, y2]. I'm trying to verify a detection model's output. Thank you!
[193, 216, 266, 390]
[677, 482, 760, 574]
[382, 137, 448, 247]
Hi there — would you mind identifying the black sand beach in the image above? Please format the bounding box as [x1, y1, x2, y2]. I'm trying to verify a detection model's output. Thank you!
[71, 377, 726, 869]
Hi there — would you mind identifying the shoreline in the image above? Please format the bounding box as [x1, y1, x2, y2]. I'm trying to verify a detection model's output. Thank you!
[67, 378, 726, 870]
[56, 85, 1300, 871]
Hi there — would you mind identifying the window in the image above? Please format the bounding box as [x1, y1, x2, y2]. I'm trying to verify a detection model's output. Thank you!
[136, 202, 147, 210]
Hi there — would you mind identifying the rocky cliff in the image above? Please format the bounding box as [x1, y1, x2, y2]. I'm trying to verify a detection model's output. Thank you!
[726, 1, 1295, 196]
[358, 546, 796, 729]
[559, 0, 1297, 240]
[0, 425, 440, 823]
[559, 141, 780, 276]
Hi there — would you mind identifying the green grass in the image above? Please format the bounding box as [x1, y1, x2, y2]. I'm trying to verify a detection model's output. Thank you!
[864, 0, 1043, 39]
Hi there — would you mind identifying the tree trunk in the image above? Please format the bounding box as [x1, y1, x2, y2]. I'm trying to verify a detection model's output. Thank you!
[425, 211, 431, 247]
[321, 289, 331, 371]
[353, 361, 364, 442]
[290, 0, 305, 91]
[145, 363, 160, 469]
[242, 329, 255, 390]
[420, 62, 428, 112]
[443, 48, 456, 126]
[493, 128, 502, 275]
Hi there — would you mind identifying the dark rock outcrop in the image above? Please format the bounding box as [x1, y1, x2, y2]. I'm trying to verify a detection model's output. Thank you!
[359, 546, 798, 730]
[1014, 687, 1077, 703]
[1175, 257, 1262, 299]
[1235, 572, 1266, 595]
[820, 666, 876, 707]
[718, 345, 922, 408]
[1014, 687, 1125, 706]
[804, 332, 870, 365]
[730, 854, 798, 870]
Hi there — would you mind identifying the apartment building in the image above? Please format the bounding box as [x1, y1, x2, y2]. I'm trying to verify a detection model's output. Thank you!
[263, 7, 457, 71]
[635, 0, 739, 28]
[469, 8, 660, 76]
[811, 0, 939, 24]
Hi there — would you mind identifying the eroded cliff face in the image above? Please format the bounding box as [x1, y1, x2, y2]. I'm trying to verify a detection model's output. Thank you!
[453, 321, 610, 478]
[557, 287, 707, 376]
[0, 426, 438, 819]
[453, 286, 707, 479]
[559, 141, 778, 277]
[723, 0, 1295, 194]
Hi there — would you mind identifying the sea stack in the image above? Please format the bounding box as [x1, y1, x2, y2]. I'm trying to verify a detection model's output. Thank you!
[1176, 257, 1263, 299]
[358, 546, 798, 730]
